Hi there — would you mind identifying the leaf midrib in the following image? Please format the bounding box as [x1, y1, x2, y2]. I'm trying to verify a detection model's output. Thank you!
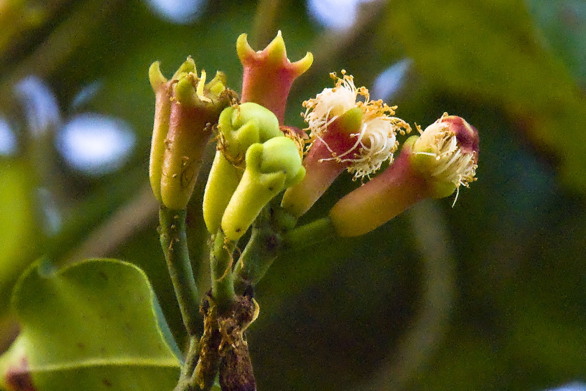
[29, 357, 180, 373]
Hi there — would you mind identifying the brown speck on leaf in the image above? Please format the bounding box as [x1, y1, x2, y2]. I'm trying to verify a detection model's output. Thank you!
[102, 378, 113, 387]
[5, 358, 36, 391]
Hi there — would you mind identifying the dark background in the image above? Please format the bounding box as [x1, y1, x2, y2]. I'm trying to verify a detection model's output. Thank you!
[0, 0, 585, 390]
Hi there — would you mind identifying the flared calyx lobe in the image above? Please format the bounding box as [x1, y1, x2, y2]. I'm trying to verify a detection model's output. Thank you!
[329, 114, 479, 237]
[237, 31, 313, 123]
[281, 71, 410, 218]
[148, 58, 235, 210]
[203, 102, 283, 234]
[221, 136, 305, 241]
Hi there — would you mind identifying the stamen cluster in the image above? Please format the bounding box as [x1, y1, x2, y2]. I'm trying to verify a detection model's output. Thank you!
[413, 114, 478, 189]
[302, 71, 410, 180]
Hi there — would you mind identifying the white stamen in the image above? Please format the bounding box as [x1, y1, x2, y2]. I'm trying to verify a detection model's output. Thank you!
[414, 119, 478, 193]
[303, 71, 410, 180]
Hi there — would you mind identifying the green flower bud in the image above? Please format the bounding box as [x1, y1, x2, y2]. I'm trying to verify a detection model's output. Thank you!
[203, 102, 282, 233]
[217, 102, 282, 166]
[148, 58, 235, 210]
[202, 151, 241, 234]
[221, 137, 305, 241]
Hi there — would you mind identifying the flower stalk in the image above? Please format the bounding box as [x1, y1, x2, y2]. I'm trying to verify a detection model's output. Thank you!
[329, 114, 479, 237]
[233, 206, 282, 293]
[210, 230, 237, 314]
[158, 207, 200, 336]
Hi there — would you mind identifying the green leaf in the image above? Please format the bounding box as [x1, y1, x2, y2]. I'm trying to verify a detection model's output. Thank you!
[0, 159, 38, 319]
[385, 0, 586, 191]
[1, 259, 180, 391]
[528, 0, 586, 85]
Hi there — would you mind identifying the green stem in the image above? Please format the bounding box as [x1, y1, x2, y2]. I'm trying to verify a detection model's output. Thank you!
[181, 337, 200, 380]
[174, 336, 201, 391]
[159, 207, 200, 336]
[210, 230, 236, 314]
[282, 216, 337, 251]
[233, 207, 282, 294]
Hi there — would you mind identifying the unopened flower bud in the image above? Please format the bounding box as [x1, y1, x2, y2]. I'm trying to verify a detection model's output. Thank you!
[203, 102, 282, 233]
[237, 31, 313, 122]
[148, 58, 234, 210]
[282, 71, 409, 217]
[217, 102, 282, 166]
[221, 137, 305, 241]
[329, 114, 478, 237]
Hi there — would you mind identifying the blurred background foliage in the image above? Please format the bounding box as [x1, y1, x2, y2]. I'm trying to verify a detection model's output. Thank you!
[0, 0, 585, 390]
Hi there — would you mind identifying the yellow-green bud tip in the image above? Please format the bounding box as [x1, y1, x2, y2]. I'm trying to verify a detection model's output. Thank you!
[236, 33, 255, 62]
[333, 107, 363, 135]
[255, 137, 305, 187]
[148, 61, 168, 91]
[172, 57, 196, 79]
[264, 30, 287, 64]
[207, 71, 228, 96]
[217, 102, 282, 165]
[173, 75, 197, 106]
